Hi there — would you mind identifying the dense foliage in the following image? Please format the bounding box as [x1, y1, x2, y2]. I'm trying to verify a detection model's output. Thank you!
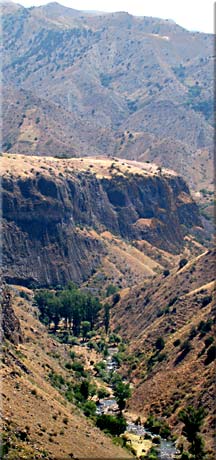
[96, 414, 127, 436]
[34, 283, 101, 335]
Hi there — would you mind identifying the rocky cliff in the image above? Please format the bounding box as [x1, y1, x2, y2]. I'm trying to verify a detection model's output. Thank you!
[1, 285, 23, 344]
[2, 154, 202, 287]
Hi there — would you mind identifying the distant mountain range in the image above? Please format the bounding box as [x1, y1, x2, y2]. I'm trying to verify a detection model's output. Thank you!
[1, 2, 214, 193]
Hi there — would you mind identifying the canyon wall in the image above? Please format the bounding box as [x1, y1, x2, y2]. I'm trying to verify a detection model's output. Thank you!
[2, 156, 202, 287]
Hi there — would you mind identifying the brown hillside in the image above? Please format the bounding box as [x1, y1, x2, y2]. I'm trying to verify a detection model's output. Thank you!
[111, 249, 215, 455]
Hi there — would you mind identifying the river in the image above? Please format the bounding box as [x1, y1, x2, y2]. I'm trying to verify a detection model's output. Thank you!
[96, 347, 178, 459]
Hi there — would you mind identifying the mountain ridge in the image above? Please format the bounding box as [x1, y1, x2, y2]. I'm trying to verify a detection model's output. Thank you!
[2, 1, 214, 195]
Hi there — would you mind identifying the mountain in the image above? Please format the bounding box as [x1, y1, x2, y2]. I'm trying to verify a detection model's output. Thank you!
[2, 153, 205, 289]
[110, 249, 215, 457]
[1, 2, 214, 195]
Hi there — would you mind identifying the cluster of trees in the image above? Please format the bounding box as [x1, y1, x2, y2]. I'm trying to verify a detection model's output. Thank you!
[34, 283, 102, 336]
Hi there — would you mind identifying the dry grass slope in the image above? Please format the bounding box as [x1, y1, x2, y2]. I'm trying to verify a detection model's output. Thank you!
[111, 249, 215, 456]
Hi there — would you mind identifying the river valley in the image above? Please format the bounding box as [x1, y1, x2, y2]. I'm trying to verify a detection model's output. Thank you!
[78, 345, 178, 459]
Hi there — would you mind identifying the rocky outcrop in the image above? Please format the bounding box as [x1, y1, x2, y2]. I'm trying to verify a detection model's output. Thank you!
[2, 156, 202, 287]
[1, 285, 23, 344]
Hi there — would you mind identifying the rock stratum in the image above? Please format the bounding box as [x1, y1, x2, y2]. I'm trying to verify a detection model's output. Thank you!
[2, 154, 202, 288]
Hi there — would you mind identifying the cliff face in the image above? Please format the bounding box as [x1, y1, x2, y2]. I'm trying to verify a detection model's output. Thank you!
[1, 286, 23, 344]
[2, 155, 202, 287]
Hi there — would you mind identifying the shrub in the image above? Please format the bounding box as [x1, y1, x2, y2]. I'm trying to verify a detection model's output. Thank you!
[179, 258, 188, 269]
[97, 387, 110, 399]
[19, 291, 30, 300]
[31, 389, 37, 396]
[88, 341, 99, 352]
[189, 327, 197, 340]
[157, 352, 167, 363]
[65, 362, 73, 370]
[168, 297, 178, 307]
[147, 446, 160, 459]
[198, 319, 212, 336]
[145, 415, 171, 439]
[113, 352, 125, 365]
[180, 340, 192, 353]
[204, 336, 214, 348]
[106, 284, 118, 297]
[71, 361, 85, 374]
[96, 414, 127, 436]
[112, 293, 120, 305]
[175, 341, 192, 365]
[201, 295, 212, 308]
[109, 333, 122, 344]
[49, 372, 65, 388]
[69, 350, 76, 359]
[205, 345, 216, 365]
[173, 338, 181, 347]
[65, 390, 73, 402]
[82, 401, 96, 417]
[155, 337, 165, 351]
[94, 361, 107, 379]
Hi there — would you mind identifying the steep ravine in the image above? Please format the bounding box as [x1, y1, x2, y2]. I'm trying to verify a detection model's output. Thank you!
[95, 347, 178, 459]
[2, 155, 202, 287]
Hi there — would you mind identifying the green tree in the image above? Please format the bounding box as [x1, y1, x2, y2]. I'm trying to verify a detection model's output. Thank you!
[48, 297, 61, 332]
[34, 289, 55, 325]
[113, 381, 131, 414]
[104, 303, 110, 334]
[179, 406, 206, 460]
[80, 380, 90, 400]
